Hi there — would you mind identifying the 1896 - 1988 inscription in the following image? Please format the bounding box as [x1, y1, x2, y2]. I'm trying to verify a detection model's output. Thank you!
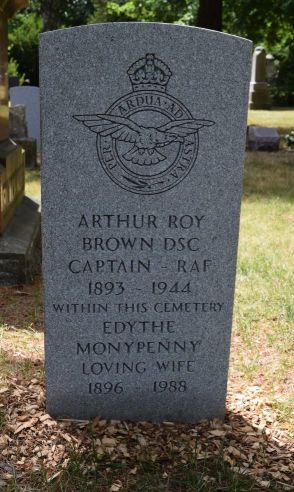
[40, 23, 251, 421]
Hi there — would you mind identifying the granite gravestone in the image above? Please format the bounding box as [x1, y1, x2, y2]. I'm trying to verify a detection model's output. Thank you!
[248, 126, 280, 151]
[40, 23, 252, 422]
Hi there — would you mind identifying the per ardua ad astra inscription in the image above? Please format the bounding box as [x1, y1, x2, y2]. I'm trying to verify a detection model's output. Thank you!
[40, 23, 252, 421]
[74, 53, 214, 194]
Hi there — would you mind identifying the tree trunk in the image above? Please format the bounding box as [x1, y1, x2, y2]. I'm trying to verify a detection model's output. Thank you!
[40, 0, 61, 31]
[197, 0, 222, 32]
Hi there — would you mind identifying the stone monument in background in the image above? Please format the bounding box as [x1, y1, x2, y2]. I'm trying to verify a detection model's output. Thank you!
[41, 23, 252, 422]
[10, 86, 40, 155]
[249, 46, 271, 109]
[0, 0, 41, 284]
[0, 0, 26, 233]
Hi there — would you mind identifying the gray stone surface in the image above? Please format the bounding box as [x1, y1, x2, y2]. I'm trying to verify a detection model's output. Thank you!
[9, 105, 28, 139]
[249, 46, 271, 109]
[248, 126, 280, 151]
[266, 54, 275, 82]
[0, 196, 41, 284]
[40, 23, 252, 422]
[9, 76, 19, 88]
[10, 86, 41, 150]
[14, 137, 37, 168]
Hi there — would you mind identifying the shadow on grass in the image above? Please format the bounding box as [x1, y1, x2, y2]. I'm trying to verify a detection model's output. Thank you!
[41, 453, 273, 492]
[23, 152, 294, 202]
[24, 153, 294, 200]
[243, 151, 294, 199]
[0, 276, 44, 332]
[0, 356, 291, 492]
[6, 419, 289, 490]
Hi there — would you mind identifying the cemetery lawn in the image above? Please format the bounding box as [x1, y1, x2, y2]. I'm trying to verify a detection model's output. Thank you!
[248, 107, 294, 136]
[0, 150, 293, 491]
[25, 168, 41, 199]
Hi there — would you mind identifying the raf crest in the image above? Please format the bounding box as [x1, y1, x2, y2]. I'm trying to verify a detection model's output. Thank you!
[127, 53, 171, 92]
[74, 54, 215, 195]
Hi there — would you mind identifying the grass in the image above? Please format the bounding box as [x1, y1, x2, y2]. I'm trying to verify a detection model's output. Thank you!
[248, 107, 294, 134]
[25, 168, 41, 199]
[0, 323, 43, 379]
[21, 452, 279, 492]
[25, 108, 293, 200]
[5, 458, 274, 492]
[234, 149, 294, 431]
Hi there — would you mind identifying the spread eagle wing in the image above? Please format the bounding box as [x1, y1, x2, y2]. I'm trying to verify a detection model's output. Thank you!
[159, 119, 215, 138]
[73, 113, 141, 144]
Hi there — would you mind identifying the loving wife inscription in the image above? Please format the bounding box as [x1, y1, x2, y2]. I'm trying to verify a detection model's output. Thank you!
[40, 23, 251, 421]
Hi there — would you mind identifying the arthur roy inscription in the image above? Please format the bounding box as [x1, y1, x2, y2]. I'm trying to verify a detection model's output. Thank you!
[40, 23, 252, 421]
[67, 213, 211, 276]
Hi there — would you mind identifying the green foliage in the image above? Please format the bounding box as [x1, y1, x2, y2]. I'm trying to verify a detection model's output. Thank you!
[285, 130, 294, 148]
[8, 58, 26, 85]
[271, 37, 294, 106]
[223, 0, 294, 105]
[8, 13, 42, 85]
[24, 0, 94, 27]
[55, 0, 94, 27]
[40, 0, 94, 31]
[7, 0, 294, 104]
[223, 0, 290, 45]
[7, 58, 19, 77]
[89, 0, 197, 24]
[8, 1, 94, 85]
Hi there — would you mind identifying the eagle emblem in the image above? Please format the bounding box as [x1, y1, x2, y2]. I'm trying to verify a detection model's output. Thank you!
[74, 54, 215, 194]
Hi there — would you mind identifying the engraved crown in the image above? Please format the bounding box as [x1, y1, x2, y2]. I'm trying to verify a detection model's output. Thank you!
[127, 54, 171, 93]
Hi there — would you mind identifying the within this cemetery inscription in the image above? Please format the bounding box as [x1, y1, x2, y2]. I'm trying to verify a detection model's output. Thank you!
[40, 23, 252, 421]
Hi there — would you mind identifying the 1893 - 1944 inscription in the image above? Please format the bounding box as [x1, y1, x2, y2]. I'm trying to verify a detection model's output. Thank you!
[40, 23, 252, 422]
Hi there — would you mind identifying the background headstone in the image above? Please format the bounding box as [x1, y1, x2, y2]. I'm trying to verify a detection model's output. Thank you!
[0, 0, 27, 235]
[0, 196, 41, 284]
[0, 0, 40, 285]
[249, 46, 271, 109]
[265, 54, 275, 82]
[248, 126, 280, 151]
[9, 105, 38, 167]
[40, 23, 252, 422]
[10, 86, 41, 150]
[14, 138, 37, 168]
[9, 105, 28, 138]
